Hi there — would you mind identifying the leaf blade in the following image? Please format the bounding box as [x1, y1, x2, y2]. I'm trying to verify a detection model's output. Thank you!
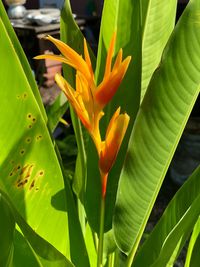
[141, 0, 177, 100]
[113, 0, 200, 255]
[133, 167, 200, 267]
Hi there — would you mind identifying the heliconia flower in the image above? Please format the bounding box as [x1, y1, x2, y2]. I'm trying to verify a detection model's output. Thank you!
[34, 33, 131, 108]
[35, 33, 131, 197]
[99, 107, 130, 197]
[55, 72, 103, 152]
[34, 35, 95, 85]
[95, 33, 131, 109]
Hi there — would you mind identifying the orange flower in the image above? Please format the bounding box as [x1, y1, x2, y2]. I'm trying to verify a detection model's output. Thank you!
[35, 35, 94, 84]
[35, 33, 131, 197]
[55, 71, 103, 151]
[94, 33, 131, 109]
[99, 107, 130, 197]
[34, 33, 131, 108]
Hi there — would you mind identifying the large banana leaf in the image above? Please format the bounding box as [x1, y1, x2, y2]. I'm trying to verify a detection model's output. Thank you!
[0, 5, 89, 266]
[85, 0, 142, 233]
[114, 0, 200, 256]
[0, 15, 68, 255]
[141, 0, 177, 100]
[133, 166, 200, 267]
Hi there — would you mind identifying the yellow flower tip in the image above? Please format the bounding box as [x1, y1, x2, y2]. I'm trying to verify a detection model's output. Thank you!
[33, 54, 49, 60]
[104, 31, 117, 78]
[124, 55, 132, 68]
[83, 38, 93, 78]
[44, 34, 51, 40]
[99, 109, 130, 175]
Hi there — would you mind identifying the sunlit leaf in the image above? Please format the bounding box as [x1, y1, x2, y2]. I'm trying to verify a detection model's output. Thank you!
[114, 0, 200, 256]
[141, 0, 177, 100]
[0, 6, 89, 267]
[133, 167, 200, 267]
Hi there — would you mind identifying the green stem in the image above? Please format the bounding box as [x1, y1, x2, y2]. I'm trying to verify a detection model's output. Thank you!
[125, 243, 138, 267]
[97, 196, 105, 267]
[108, 252, 115, 267]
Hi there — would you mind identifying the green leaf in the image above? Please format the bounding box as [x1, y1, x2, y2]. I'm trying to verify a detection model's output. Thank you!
[0, 195, 15, 267]
[85, 0, 142, 234]
[141, 0, 177, 100]
[133, 166, 200, 267]
[0, 16, 69, 255]
[46, 92, 68, 132]
[1, 195, 73, 267]
[13, 229, 40, 267]
[85, 223, 97, 267]
[185, 216, 200, 267]
[0, 11, 89, 267]
[114, 0, 200, 256]
[0, 191, 73, 267]
[0, 1, 46, 120]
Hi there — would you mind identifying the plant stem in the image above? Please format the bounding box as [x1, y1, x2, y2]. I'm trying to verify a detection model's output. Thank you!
[97, 196, 105, 267]
[108, 252, 115, 267]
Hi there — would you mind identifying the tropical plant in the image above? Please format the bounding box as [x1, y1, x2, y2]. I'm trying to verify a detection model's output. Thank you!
[0, 0, 200, 266]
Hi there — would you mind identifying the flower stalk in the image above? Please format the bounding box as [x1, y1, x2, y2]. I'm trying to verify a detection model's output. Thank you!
[97, 195, 105, 267]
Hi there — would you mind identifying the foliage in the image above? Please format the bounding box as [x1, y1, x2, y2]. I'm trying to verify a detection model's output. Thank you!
[0, 0, 200, 266]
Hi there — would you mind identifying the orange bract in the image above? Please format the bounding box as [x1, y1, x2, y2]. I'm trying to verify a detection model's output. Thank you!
[35, 33, 131, 197]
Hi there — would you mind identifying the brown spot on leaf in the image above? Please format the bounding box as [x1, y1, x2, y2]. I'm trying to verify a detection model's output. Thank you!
[39, 170, 44, 176]
[17, 179, 28, 187]
[29, 180, 35, 190]
[20, 149, 25, 156]
[23, 93, 27, 99]
[36, 135, 42, 141]
[26, 137, 31, 143]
